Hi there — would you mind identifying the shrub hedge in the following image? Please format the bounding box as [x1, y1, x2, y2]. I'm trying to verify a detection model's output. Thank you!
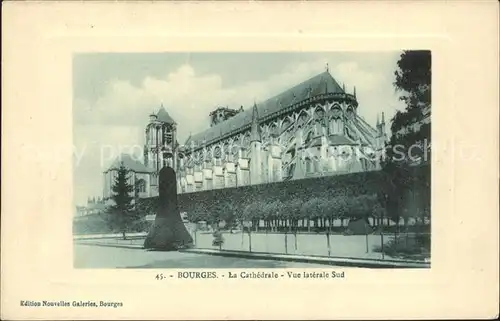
[136, 164, 430, 230]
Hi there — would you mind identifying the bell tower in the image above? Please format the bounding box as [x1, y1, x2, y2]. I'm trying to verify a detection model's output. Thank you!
[144, 104, 178, 176]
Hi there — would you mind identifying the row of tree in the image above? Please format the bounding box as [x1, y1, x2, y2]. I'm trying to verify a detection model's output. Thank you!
[185, 175, 429, 233]
[186, 188, 429, 238]
[186, 194, 375, 230]
[186, 191, 429, 256]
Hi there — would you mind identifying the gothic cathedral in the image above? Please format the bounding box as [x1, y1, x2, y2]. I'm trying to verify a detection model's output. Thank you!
[139, 69, 387, 196]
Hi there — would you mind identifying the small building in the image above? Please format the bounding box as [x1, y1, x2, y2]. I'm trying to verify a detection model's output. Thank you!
[74, 197, 107, 217]
[102, 154, 156, 200]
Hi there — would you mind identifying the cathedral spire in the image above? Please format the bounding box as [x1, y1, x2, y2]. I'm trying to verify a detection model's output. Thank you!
[250, 101, 261, 142]
[380, 112, 387, 138]
[354, 86, 357, 98]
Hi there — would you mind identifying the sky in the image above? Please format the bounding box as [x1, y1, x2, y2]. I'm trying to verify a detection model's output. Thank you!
[73, 51, 406, 206]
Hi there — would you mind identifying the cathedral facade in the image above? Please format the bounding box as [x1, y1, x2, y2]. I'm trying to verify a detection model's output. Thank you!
[139, 69, 387, 196]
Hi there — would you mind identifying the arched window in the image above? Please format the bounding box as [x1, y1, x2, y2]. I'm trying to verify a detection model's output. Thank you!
[345, 106, 355, 121]
[269, 122, 278, 137]
[152, 127, 157, 145]
[240, 134, 249, 149]
[213, 146, 222, 166]
[305, 158, 312, 173]
[136, 179, 146, 193]
[165, 128, 173, 145]
[231, 145, 240, 161]
[222, 143, 230, 158]
[314, 159, 322, 173]
[296, 112, 309, 129]
[281, 117, 292, 132]
[314, 107, 326, 131]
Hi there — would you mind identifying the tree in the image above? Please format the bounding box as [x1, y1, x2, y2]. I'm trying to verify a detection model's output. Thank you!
[394, 50, 431, 113]
[261, 200, 275, 233]
[235, 203, 246, 247]
[372, 201, 386, 259]
[330, 195, 348, 228]
[299, 199, 312, 232]
[107, 164, 137, 240]
[242, 202, 261, 252]
[382, 50, 432, 241]
[386, 50, 431, 165]
[328, 195, 349, 255]
[207, 202, 221, 231]
[343, 195, 371, 252]
[213, 200, 237, 232]
[263, 200, 288, 252]
[212, 229, 224, 250]
[260, 200, 277, 252]
[388, 50, 431, 166]
[314, 197, 334, 256]
[185, 207, 205, 246]
[300, 197, 334, 255]
[300, 198, 317, 231]
[287, 199, 303, 252]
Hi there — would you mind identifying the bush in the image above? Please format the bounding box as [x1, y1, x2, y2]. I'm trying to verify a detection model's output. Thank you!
[373, 234, 430, 260]
[212, 230, 224, 247]
[414, 233, 431, 250]
[343, 229, 353, 236]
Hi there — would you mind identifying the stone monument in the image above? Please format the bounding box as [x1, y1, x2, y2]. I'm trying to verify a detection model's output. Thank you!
[144, 166, 193, 250]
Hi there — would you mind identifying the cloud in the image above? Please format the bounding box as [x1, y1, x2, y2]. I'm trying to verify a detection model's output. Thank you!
[334, 61, 384, 91]
[332, 61, 403, 124]
[75, 60, 333, 144]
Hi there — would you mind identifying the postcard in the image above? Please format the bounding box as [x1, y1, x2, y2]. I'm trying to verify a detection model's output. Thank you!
[2, 1, 498, 320]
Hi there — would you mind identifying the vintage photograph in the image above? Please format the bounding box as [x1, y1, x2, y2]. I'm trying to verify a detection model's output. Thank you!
[73, 51, 431, 269]
[3, 1, 499, 319]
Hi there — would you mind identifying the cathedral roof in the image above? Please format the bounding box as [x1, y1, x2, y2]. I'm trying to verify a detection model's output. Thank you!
[104, 154, 154, 173]
[156, 105, 176, 124]
[186, 70, 345, 147]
